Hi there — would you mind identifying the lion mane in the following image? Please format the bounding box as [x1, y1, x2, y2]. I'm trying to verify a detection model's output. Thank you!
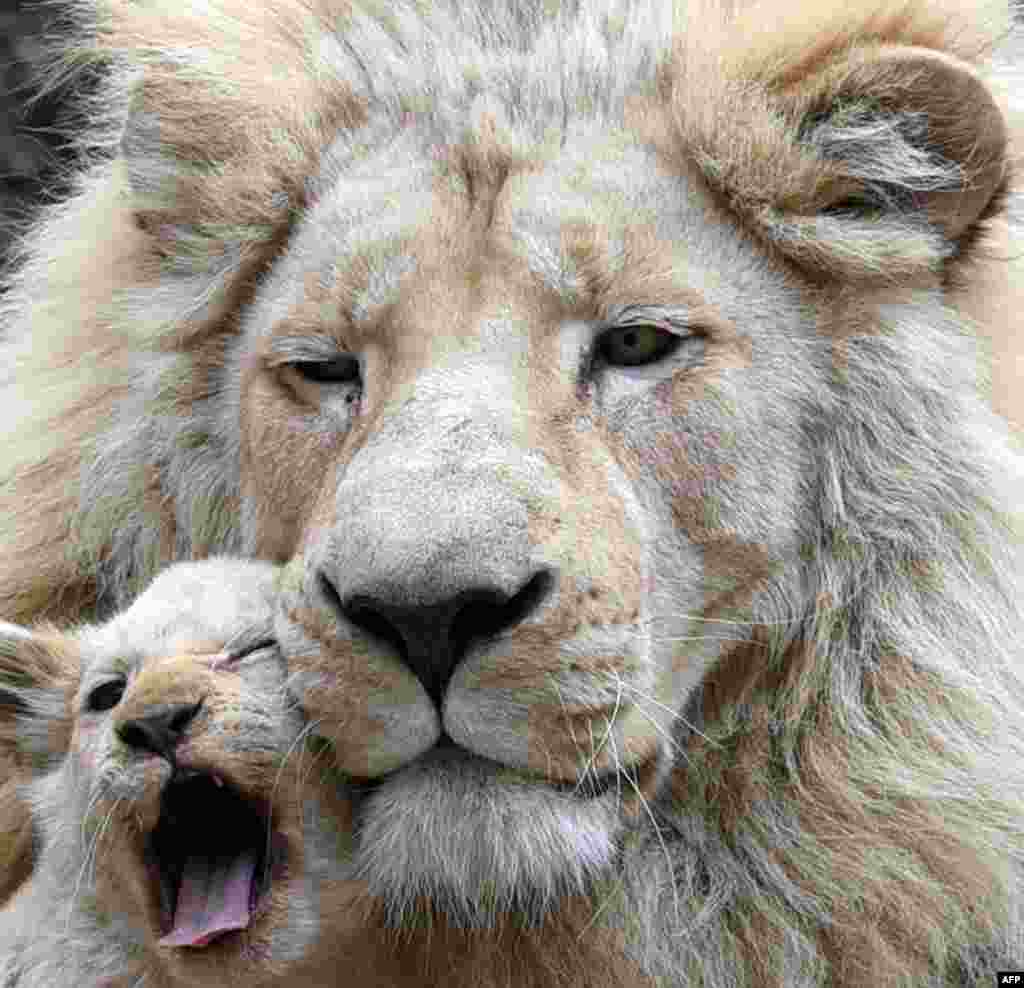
[0, 0, 1022, 985]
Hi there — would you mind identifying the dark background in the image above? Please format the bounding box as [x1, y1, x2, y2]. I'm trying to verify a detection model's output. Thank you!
[0, 0, 78, 269]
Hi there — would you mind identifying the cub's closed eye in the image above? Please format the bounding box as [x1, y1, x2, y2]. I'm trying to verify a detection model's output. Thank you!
[291, 356, 360, 383]
[215, 631, 277, 669]
[86, 679, 126, 713]
[596, 324, 686, 368]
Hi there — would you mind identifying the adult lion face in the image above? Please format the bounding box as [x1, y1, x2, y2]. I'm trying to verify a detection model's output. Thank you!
[190, 1, 1014, 925]
[233, 127, 814, 921]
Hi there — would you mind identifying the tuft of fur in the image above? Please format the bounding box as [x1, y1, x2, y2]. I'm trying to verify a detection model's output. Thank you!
[0, 1, 1022, 986]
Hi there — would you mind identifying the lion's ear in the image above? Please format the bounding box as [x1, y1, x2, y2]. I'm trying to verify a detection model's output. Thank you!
[691, 44, 1011, 280]
[846, 48, 1009, 243]
[796, 47, 1005, 242]
[0, 623, 77, 772]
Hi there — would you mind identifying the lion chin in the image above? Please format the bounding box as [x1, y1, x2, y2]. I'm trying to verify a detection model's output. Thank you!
[1, 0, 1024, 985]
[345, 739, 633, 925]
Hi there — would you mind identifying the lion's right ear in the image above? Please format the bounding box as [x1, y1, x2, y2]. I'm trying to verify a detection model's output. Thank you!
[0, 623, 77, 772]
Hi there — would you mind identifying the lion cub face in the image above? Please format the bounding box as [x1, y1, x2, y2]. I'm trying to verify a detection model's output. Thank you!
[0, 560, 354, 986]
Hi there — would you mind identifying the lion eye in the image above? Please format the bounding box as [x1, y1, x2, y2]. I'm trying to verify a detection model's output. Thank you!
[291, 356, 360, 383]
[86, 679, 126, 713]
[596, 324, 683, 367]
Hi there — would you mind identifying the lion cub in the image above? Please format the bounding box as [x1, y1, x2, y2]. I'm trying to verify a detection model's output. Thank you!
[0, 559, 358, 988]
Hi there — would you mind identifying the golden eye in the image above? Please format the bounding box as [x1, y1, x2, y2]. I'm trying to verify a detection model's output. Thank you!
[597, 324, 682, 367]
[86, 679, 126, 713]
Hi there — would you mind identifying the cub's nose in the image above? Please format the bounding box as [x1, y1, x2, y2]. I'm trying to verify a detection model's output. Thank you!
[116, 701, 203, 764]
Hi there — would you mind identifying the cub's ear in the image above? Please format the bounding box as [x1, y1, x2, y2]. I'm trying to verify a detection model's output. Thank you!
[0, 623, 77, 773]
[687, 43, 1010, 280]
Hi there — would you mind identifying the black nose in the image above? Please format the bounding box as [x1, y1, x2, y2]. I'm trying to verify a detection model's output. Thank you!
[320, 570, 554, 709]
[116, 701, 203, 763]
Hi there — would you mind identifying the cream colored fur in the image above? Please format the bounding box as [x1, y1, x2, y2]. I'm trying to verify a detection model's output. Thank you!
[0, 1, 1023, 985]
[0, 559, 363, 988]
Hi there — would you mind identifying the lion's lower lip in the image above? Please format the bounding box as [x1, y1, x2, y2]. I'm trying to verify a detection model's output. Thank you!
[352, 742, 627, 802]
[548, 769, 620, 799]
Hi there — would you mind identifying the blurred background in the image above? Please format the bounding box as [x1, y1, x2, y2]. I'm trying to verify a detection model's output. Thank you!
[1, 0, 104, 276]
[1, 1, 76, 271]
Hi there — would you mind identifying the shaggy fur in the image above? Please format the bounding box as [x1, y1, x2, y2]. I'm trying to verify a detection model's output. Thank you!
[0, 0, 1023, 985]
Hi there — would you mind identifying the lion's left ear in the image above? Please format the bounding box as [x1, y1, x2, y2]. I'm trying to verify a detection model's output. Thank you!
[696, 44, 1010, 280]
[798, 47, 1007, 234]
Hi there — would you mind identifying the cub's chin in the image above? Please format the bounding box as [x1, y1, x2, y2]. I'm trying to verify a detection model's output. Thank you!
[348, 741, 664, 926]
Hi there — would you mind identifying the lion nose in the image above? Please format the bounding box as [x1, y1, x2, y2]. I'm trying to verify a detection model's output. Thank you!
[117, 701, 203, 763]
[320, 570, 554, 708]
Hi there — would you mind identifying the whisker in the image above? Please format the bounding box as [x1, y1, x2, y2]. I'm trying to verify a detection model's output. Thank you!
[598, 673, 721, 749]
[568, 674, 625, 796]
[294, 722, 335, 803]
[266, 717, 327, 885]
[658, 635, 769, 646]
[676, 614, 796, 627]
[68, 795, 122, 933]
[620, 764, 682, 929]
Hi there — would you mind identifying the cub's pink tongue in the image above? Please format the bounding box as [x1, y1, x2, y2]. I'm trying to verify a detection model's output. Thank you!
[159, 849, 257, 948]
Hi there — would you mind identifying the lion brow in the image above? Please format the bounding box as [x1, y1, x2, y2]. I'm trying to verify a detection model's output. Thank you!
[264, 335, 350, 367]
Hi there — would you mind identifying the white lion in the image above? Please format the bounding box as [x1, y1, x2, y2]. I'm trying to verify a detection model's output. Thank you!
[0, 0, 1022, 984]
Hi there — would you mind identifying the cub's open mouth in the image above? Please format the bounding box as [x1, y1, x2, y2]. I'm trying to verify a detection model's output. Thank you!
[147, 771, 285, 948]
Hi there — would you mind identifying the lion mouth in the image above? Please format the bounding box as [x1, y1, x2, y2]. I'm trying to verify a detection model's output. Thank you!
[548, 770, 620, 800]
[353, 737, 626, 802]
[147, 770, 285, 948]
